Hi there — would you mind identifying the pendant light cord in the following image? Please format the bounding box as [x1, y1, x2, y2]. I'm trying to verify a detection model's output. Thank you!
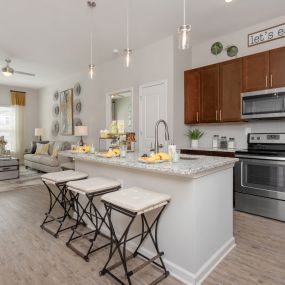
[90, 32, 93, 64]
[126, 0, 129, 48]
[183, 0, 186, 25]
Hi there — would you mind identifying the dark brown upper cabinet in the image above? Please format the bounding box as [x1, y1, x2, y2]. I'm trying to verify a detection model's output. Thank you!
[242, 51, 269, 92]
[200, 64, 219, 123]
[219, 58, 242, 122]
[269, 47, 285, 88]
[184, 46, 285, 125]
[184, 69, 200, 124]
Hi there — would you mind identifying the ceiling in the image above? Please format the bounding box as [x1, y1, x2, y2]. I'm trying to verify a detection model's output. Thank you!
[0, 0, 284, 89]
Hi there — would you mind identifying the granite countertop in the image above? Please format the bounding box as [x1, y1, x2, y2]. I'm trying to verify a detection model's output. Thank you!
[60, 151, 238, 179]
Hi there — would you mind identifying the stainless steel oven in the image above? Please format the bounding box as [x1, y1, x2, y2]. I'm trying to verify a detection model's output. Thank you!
[235, 133, 285, 221]
[241, 87, 285, 119]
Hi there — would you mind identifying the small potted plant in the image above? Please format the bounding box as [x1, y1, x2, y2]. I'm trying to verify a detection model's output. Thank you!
[186, 128, 204, 148]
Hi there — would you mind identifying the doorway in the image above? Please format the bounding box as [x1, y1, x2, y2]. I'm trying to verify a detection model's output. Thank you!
[139, 80, 167, 153]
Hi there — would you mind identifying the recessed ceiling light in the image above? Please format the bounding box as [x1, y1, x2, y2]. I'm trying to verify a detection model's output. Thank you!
[225, 0, 233, 3]
[113, 49, 119, 54]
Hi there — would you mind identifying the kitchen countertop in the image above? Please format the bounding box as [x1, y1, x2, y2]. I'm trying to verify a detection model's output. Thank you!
[60, 151, 238, 178]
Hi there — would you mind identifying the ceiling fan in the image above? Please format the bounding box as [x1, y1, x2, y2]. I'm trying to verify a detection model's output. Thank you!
[1, 58, 35, 77]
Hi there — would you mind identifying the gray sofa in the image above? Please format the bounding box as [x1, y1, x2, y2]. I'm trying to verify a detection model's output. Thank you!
[24, 141, 72, 173]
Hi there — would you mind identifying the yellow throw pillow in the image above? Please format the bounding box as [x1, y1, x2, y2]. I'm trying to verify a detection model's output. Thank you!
[35, 143, 49, 155]
[51, 145, 60, 158]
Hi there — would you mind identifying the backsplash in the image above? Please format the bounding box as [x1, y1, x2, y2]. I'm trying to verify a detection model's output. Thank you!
[181, 120, 285, 150]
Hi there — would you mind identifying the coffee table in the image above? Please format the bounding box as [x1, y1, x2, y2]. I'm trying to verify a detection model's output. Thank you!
[0, 157, 19, 181]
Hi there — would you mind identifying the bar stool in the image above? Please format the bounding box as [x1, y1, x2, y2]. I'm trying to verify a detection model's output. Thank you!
[41, 170, 88, 238]
[66, 177, 121, 261]
[100, 187, 171, 285]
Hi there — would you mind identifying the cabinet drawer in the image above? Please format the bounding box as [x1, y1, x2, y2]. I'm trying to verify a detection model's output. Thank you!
[0, 165, 18, 172]
[0, 170, 19, 181]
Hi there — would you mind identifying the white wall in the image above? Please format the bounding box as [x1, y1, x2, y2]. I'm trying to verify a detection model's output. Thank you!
[192, 15, 285, 68]
[173, 35, 192, 147]
[39, 36, 176, 149]
[0, 84, 39, 151]
[184, 15, 285, 150]
[38, 15, 285, 151]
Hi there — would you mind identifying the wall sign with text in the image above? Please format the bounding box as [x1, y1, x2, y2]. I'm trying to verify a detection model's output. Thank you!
[248, 23, 285, 47]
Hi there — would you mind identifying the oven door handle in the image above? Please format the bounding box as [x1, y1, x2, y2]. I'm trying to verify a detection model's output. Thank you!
[236, 154, 285, 161]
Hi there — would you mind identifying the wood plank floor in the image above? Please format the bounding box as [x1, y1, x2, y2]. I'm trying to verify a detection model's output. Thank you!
[0, 185, 284, 285]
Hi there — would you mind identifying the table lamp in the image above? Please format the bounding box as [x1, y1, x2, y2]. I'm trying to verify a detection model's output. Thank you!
[35, 128, 44, 141]
[75, 126, 88, 146]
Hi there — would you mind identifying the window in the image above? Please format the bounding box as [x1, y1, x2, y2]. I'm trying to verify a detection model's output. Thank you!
[0, 106, 15, 151]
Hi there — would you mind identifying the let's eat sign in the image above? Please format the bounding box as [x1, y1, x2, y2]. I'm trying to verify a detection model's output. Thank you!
[248, 23, 285, 47]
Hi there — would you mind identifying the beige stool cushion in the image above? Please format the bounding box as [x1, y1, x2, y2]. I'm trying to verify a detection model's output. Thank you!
[67, 177, 121, 195]
[101, 187, 171, 214]
[41, 170, 88, 184]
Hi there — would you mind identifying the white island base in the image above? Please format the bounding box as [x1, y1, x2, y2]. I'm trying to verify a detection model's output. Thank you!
[74, 158, 235, 285]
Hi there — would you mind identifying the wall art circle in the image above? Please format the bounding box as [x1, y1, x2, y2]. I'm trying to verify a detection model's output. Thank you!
[74, 83, 81, 96]
[52, 104, 60, 117]
[51, 120, 60, 137]
[211, 42, 223, 56]
[73, 99, 82, 114]
[73, 118, 82, 127]
[226, 45, 239, 57]
[53, 90, 59, 101]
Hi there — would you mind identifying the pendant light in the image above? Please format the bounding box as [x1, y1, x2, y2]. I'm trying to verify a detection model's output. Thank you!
[178, 0, 191, 50]
[87, 1, 96, 79]
[89, 32, 95, 79]
[124, 0, 132, 68]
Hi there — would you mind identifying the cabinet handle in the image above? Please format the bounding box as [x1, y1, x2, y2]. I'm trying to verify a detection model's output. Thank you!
[266, 75, 268, 88]
[270, 74, 273, 87]
[196, 112, 199, 122]
[220, 110, 222, 121]
[216, 110, 218, 121]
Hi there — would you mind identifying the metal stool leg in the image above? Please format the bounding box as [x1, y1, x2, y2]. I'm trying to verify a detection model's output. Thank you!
[66, 188, 120, 261]
[100, 203, 169, 285]
[41, 181, 76, 238]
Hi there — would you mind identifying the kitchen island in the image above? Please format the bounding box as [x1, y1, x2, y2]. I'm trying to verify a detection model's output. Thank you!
[60, 151, 237, 285]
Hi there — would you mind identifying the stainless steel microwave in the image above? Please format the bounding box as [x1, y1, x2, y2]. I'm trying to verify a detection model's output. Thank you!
[241, 87, 285, 120]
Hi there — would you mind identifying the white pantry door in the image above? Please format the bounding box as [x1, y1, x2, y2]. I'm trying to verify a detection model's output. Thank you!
[139, 80, 167, 153]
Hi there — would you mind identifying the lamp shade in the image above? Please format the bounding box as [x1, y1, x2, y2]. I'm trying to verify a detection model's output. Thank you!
[35, 128, 44, 136]
[74, 126, 88, 137]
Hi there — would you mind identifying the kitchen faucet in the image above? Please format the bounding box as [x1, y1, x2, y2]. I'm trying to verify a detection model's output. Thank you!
[154, 119, 170, 153]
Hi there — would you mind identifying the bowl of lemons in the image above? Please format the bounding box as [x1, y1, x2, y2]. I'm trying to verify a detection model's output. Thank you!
[139, 152, 171, 164]
[96, 148, 121, 158]
[71, 146, 91, 154]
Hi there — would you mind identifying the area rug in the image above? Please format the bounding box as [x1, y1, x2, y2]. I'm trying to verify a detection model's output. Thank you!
[0, 166, 42, 193]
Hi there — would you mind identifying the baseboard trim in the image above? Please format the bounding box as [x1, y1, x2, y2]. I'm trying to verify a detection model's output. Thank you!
[195, 237, 236, 284]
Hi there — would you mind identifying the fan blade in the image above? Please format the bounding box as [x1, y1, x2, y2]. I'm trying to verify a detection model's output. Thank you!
[14, 70, 35, 77]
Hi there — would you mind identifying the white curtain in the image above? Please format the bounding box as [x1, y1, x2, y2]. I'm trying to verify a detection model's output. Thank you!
[11, 105, 24, 161]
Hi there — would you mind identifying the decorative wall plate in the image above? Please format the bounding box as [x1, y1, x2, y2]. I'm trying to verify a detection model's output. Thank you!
[54, 90, 59, 101]
[226, 45, 239, 57]
[73, 99, 82, 114]
[53, 104, 60, 117]
[74, 83, 81, 96]
[211, 42, 223, 55]
[73, 118, 82, 127]
[51, 120, 60, 137]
